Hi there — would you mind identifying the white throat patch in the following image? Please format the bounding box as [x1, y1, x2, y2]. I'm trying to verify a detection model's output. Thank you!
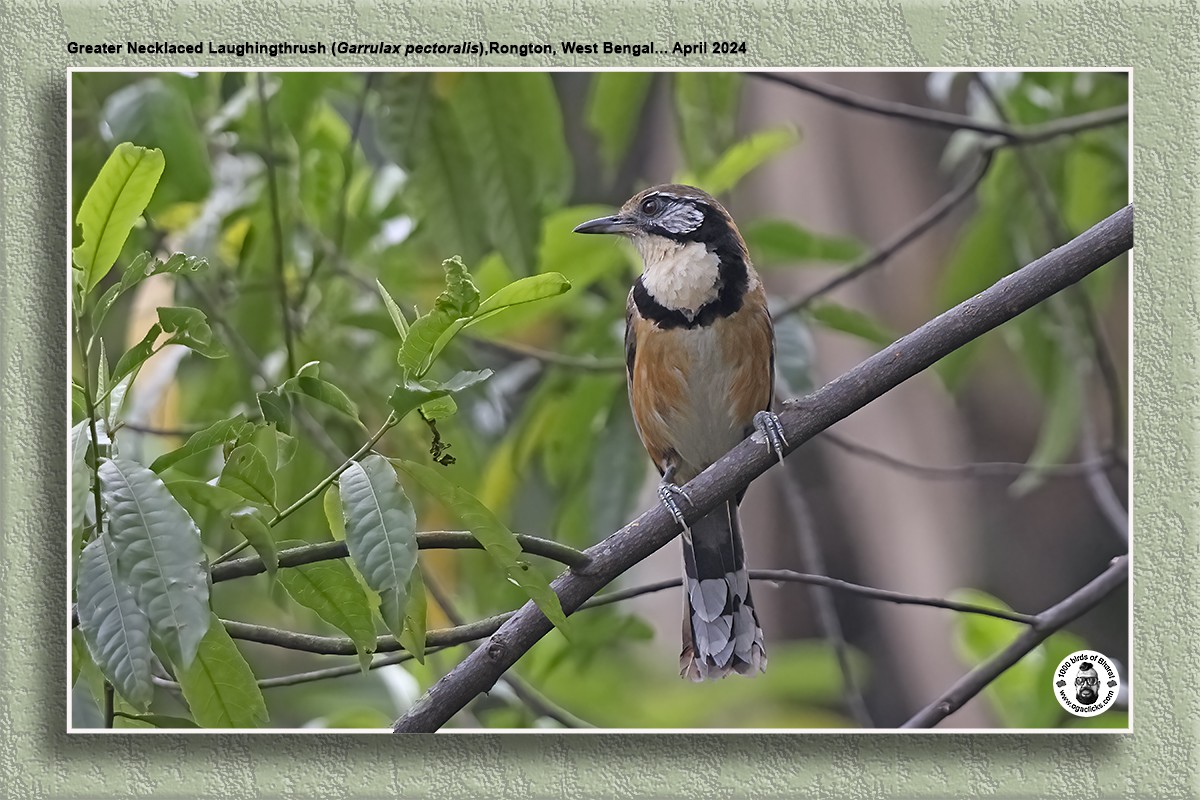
[635, 236, 720, 317]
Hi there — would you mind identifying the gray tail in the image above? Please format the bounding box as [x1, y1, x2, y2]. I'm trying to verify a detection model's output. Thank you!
[680, 500, 767, 681]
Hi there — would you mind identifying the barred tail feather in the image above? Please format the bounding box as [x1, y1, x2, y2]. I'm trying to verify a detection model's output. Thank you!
[680, 500, 767, 681]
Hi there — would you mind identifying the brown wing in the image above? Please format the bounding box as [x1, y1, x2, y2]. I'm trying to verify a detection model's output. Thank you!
[719, 282, 775, 426]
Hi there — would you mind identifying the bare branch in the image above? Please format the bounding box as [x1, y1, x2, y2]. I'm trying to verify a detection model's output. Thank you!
[776, 146, 995, 317]
[210, 530, 592, 583]
[902, 554, 1128, 728]
[753, 73, 1127, 144]
[821, 430, 1116, 481]
[220, 566, 1037, 656]
[392, 205, 1132, 732]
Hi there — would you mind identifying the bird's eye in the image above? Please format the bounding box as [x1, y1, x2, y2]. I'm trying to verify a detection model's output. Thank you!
[640, 197, 661, 215]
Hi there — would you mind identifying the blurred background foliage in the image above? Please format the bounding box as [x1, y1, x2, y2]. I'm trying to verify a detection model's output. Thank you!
[70, 70, 1128, 729]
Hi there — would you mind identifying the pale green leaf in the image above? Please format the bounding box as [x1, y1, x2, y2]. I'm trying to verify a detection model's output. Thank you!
[673, 73, 742, 174]
[98, 458, 211, 669]
[70, 421, 92, 531]
[340, 456, 418, 640]
[282, 375, 360, 422]
[76, 536, 154, 710]
[397, 257, 480, 377]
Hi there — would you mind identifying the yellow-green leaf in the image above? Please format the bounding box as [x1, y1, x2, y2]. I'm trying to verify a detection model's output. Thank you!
[73, 142, 165, 293]
[177, 614, 268, 728]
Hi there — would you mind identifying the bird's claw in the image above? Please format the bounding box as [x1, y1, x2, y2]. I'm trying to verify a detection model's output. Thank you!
[753, 410, 788, 464]
[658, 481, 692, 528]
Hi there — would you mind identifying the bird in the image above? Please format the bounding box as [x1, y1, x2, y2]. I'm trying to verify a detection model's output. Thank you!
[574, 184, 786, 681]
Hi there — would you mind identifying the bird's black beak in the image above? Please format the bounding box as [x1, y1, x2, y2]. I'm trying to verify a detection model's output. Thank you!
[573, 214, 633, 235]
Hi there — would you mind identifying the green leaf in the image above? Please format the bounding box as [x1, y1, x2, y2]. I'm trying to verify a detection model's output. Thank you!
[396, 459, 571, 635]
[98, 458, 211, 669]
[673, 73, 743, 174]
[276, 538, 377, 671]
[323, 485, 346, 541]
[176, 613, 268, 728]
[166, 480, 252, 517]
[73, 142, 165, 293]
[951, 589, 1059, 727]
[229, 508, 278, 580]
[339, 455, 418, 640]
[1062, 135, 1117, 235]
[586, 73, 654, 173]
[109, 323, 161, 391]
[1011, 362, 1082, 496]
[448, 73, 571, 274]
[397, 563, 428, 665]
[376, 279, 410, 341]
[743, 219, 864, 266]
[257, 388, 293, 436]
[419, 394, 458, 420]
[218, 444, 277, 510]
[75, 537, 154, 710]
[388, 369, 493, 422]
[808, 302, 896, 347]
[401, 84, 489, 265]
[157, 306, 228, 359]
[468, 273, 573, 326]
[282, 375, 360, 422]
[102, 78, 212, 210]
[397, 256, 481, 377]
[149, 415, 252, 473]
[697, 127, 801, 196]
[97, 254, 208, 331]
[376, 74, 436, 172]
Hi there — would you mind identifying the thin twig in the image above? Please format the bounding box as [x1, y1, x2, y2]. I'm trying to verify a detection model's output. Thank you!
[219, 565, 1038, 657]
[822, 431, 1115, 481]
[753, 73, 1127, 145]
[256, 73, 297, 377]
[902, 554, 1128, 728]
[779, 469, 873, 726]
[466, 336, 625, 373]
[119, 422, 206, 437]
[393, 205, 1133, 732]
[776, 145, 995, 317]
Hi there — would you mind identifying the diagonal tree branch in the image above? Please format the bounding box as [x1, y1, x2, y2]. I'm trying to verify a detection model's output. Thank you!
[902, 554, 1129, 728]
[392, 204, 1134, 732]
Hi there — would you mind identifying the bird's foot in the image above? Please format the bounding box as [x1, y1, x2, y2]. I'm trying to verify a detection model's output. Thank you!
[753, 410, 788, 464]
[658, 480, 692, 528]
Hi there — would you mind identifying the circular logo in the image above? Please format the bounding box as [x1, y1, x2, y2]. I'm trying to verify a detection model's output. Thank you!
[1053, 650, 1120, 717]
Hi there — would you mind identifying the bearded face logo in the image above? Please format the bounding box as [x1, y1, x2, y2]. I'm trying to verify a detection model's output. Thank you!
[1075, 662, 1100, 705]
